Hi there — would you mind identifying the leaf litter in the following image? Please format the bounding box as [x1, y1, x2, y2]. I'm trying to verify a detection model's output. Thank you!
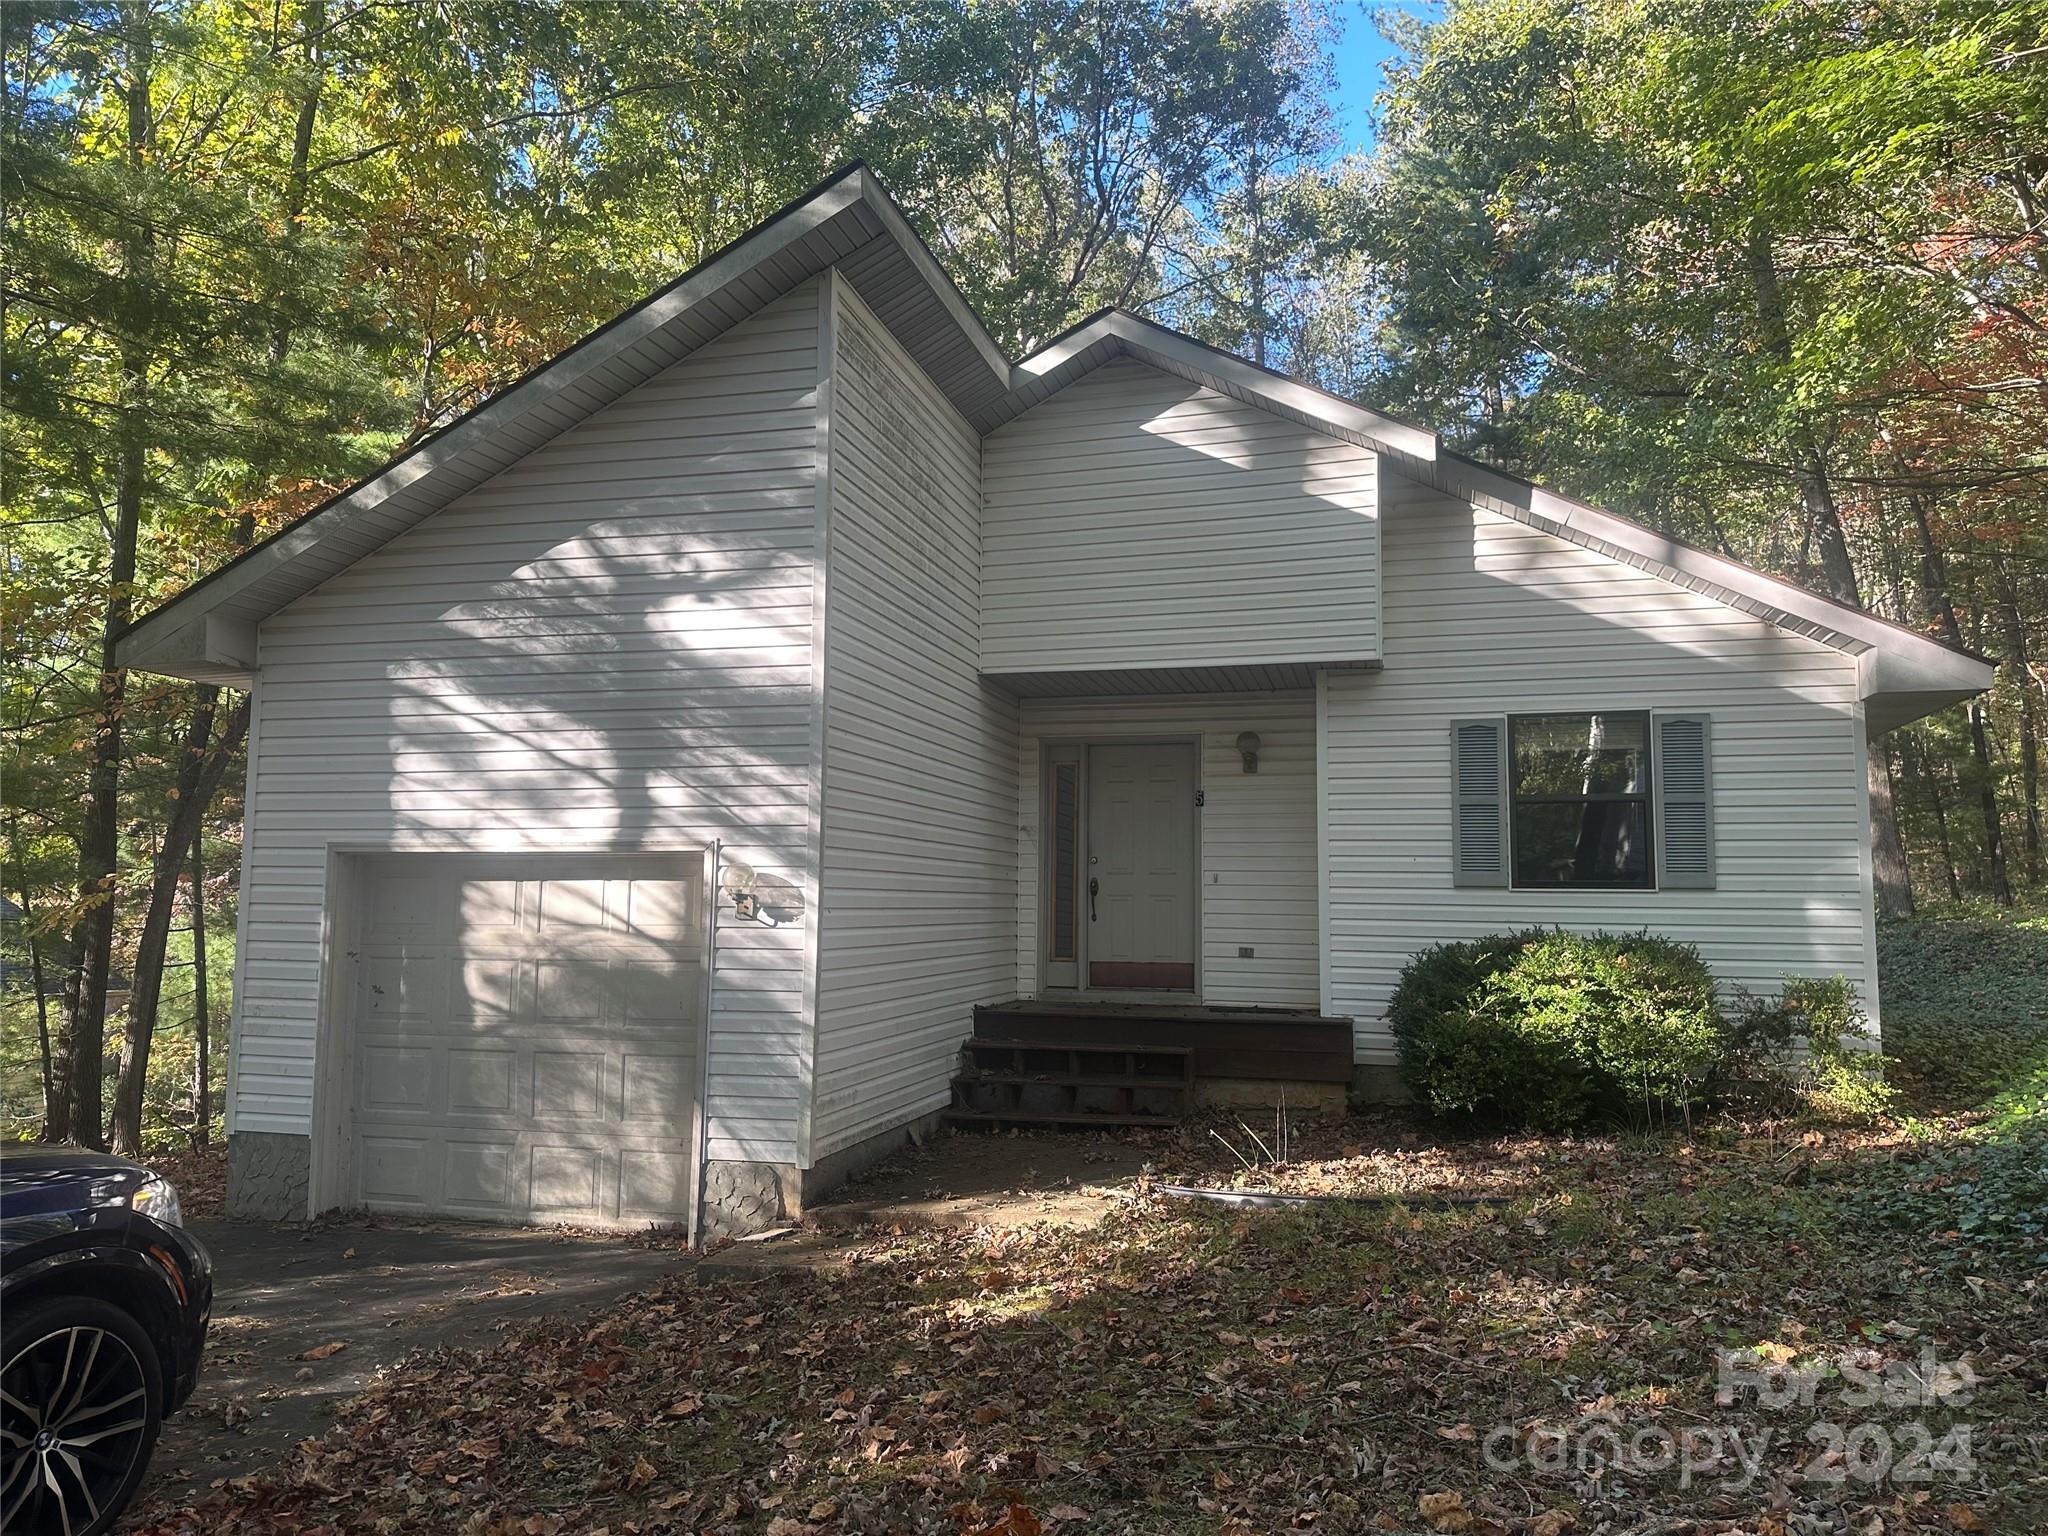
[129, 1115, 2041, 1535]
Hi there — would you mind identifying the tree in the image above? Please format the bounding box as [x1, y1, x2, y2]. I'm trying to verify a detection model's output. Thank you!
[859, 0, 1330, 353]
[4, 0, 392, 1142]
[1355, 0, 2048, 909]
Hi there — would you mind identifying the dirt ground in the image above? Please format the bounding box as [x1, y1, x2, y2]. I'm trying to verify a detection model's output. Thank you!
[801, 1124, 1157, 1231]
[137, 1112, 1637, 1518]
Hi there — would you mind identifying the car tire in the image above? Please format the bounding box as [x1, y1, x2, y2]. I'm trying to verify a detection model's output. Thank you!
[1, 1293, 165, 1536]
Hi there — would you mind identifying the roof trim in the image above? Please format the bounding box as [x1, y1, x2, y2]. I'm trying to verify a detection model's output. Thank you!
[118, 171, 1991, 727]
[846, 165, 1014, 392]
[990, 308, 1992, 719]
[1011, 308, 1439, 463]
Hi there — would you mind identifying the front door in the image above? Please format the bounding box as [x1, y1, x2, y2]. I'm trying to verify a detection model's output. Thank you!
[1086, 742, 1198, 990]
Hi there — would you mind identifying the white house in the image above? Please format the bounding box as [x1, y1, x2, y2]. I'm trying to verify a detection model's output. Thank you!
[119, 165, 1992, 1237]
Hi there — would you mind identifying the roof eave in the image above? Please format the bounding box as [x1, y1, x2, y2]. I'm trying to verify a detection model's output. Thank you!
[1000, 317, 1990, 725]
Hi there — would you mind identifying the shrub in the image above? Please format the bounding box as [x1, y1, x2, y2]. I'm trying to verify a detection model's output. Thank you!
[1387, 931, 1574, 1123]
[1390, 929, 1723, 1130]
[1727, 975, 1897, 1122]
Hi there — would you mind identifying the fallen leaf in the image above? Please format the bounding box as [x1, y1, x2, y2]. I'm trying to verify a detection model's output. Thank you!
[295, 1341, 347, 1361]
[1420, 1491, 1475, 1534]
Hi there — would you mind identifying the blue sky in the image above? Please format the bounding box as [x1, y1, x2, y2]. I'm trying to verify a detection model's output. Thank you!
[1326, 1, 1442, 152]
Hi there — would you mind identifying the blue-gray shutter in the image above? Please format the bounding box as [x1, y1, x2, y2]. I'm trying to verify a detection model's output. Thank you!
[1451, 718, 1509, 887]
[1653, 712, 1715, 888]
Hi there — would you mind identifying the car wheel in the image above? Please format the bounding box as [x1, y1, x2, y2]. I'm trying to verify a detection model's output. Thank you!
[0, 1294, 164, 1536]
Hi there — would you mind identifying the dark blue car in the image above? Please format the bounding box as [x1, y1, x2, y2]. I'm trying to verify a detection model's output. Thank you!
[1, 1147, 211, 1535]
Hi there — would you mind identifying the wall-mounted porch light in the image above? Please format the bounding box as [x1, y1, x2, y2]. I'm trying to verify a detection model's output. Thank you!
[1236, 731, 1261, 773]
[719, 860, 804, 927]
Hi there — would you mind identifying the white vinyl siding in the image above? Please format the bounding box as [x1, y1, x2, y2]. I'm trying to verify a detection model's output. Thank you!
[812, 278, 1019, 1160]
[979, 359, 1380, 676]
[232, 284, 822, 1164]
[1323, 475, 1879, 1060]
[1016, 694, 1320, 1007]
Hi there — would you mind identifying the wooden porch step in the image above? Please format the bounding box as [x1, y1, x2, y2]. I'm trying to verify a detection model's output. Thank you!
[972, 1002, 1354, 1084]
[945, 1110, 1182, 1129]
[947, 1038, 1194, 1128]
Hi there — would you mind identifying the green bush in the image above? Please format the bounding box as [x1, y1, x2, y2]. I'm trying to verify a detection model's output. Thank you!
[1389, 929, 1723, 1129]
[1726, 974, 1897, 1122]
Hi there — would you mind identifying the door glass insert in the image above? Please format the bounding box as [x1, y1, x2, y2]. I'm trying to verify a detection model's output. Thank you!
[1050, 761, 1078, 961]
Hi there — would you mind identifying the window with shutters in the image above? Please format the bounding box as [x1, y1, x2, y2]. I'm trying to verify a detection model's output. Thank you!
[1508, 712, 1654, 888]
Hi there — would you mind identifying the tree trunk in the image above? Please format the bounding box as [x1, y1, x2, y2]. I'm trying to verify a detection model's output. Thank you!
[61, 0, 154, 1149]
[1901, 491, 2011, 903]
[1868, 741, 1915, 919]
[190, 837, 210, 1151]
[110, 689, 248, 1156]
[1747, 228, 1922, 915]
[1746, 229, 1863, 606]
[271, 0, 324, 368]
[1908, 732, 1963, 902]
[1968, 704, 2014, 904]
[1993, 553, 2042, 888]
[1245, 139, 1267, 368]
[11, 872, 58, 1135]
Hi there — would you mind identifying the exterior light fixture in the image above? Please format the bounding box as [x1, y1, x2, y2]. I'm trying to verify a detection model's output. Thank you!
[1236, 731, 1261, 773]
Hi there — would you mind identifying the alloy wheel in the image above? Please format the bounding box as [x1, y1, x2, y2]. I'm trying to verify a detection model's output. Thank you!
[0, 1324, 152, 1536]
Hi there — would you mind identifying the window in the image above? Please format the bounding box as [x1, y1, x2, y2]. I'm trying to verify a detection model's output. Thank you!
[1508, 712, 1653, 888]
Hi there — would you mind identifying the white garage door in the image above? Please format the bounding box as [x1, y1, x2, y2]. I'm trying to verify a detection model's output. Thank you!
[349, 853, 705, 1230]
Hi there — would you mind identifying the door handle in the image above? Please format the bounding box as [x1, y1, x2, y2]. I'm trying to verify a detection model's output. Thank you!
[1089, 877, 1099, 922]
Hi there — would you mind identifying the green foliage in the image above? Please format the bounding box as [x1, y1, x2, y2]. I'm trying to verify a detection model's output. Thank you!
[1726, 975, 1897, 1122]
[1837, 906, 2048, 1257]
[1849, 1068, 2048, 1257]
[1880, 904, 2048, 1107]
[1390, 929, 1723, 1129]
[1387, 930, 1566, 1121]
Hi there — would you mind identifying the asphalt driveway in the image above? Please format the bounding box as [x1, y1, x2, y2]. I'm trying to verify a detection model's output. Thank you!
[142, 1217, 694, 1507]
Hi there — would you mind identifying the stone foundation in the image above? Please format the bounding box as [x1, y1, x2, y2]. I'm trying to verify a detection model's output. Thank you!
[226, 1131, 312, 1220]
[700, 1160, 801, 1243]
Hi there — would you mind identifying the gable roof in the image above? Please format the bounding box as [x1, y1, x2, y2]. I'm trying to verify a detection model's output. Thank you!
[117, 161, 1010, 683]
[117, 164, 1992, 731]
[989, 308, 1991, 732]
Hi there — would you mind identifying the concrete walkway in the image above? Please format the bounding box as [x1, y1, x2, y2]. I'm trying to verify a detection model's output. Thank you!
[144, 1217, 692, 1507]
